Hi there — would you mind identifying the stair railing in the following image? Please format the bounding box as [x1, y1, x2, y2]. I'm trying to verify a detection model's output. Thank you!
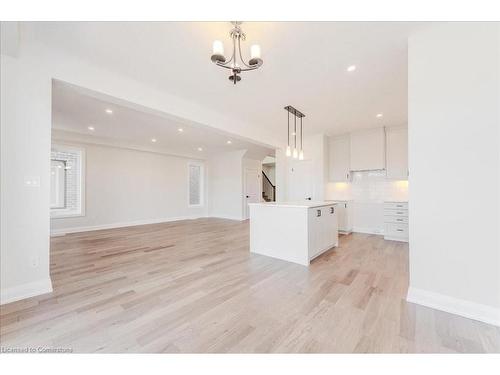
[262, 171, 276, 202]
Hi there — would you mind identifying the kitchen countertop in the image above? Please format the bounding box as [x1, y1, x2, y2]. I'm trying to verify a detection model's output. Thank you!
[249, 201, 337, 209]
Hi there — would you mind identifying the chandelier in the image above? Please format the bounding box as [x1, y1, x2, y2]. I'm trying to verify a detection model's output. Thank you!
[210, 22, 263, 84]
[285, 106, 305, 160]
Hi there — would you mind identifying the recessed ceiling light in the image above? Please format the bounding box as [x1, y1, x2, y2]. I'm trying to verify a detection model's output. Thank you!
[197, 147, 203, 151]
[105, 108, 113, 114]
[226, 140, 232, 144]
[151, 138, 157, 143]
[376, 113, 383, 118]
[347, 65, 356, 72]
[87, 126, 95, 131]
[178, 128, 184, 132]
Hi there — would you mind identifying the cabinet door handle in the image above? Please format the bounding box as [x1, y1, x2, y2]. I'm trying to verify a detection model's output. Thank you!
[396, 229, 404, 232]
[397, 218, 403, 222]
[330, 207, 334, 214]
[397, 211, 404, 214]
[317, 209, 321, 217]
[397, 205, 403, 208]
[344, 203, 347, 208]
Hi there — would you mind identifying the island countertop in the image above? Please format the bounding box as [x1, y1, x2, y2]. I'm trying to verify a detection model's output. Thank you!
[248, 201, 337, 209]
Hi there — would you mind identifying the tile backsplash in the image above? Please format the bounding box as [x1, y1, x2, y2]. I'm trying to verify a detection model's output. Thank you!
[326, 170, 408, 202]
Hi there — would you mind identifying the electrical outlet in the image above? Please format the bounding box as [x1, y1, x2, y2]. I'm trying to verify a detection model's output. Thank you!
[30, 256, 39, 268]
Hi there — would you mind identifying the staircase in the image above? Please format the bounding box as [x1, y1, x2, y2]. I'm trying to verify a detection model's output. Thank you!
[262, 192, 272, 202]
[262, 171, 276, 202]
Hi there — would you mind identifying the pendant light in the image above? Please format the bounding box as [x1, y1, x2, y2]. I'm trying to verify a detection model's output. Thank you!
[292, 113, 298, 159]
[299, 116, 304, 160]
[284, 106, 305, 160]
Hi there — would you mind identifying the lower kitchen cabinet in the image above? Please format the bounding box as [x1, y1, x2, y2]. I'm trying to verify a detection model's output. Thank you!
[384, 201, 409, 242]
[331, 200, 353, 234]
[308, 204, 339, 260]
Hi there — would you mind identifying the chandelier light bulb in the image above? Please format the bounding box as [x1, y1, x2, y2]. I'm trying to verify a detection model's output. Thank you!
[212, 40, 224, 56]
[286, 145, 291, 157]
[299, 150, 304, 160]
[293, 148, 298, 159]
[250, 45, 261, 59]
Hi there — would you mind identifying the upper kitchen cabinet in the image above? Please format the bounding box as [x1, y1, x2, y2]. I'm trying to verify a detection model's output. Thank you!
[328, 135, 351, 182]
[386, 126, 408, 180]
[350, 127, 386, 171]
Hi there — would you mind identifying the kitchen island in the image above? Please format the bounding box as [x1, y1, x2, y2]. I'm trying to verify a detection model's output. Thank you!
[249, 201, 339, 266]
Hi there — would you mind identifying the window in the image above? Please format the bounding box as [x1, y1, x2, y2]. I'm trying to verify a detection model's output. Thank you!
[188, 162, 204, 207]
[50, 145, 85, 218]
[50, 160, 66, 209]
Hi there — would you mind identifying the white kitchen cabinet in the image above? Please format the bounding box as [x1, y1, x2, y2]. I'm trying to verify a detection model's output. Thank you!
[308, 204, 338, 259]
[332, 200, 353, 234]
[386, 126, 408, 180]
[384, 201, 409, 242]
[350, 127, 386, 171]
[328, 135, 351, 182]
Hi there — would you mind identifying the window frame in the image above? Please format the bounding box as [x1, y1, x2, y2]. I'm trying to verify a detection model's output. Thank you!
[50, 143, 86, 219]
[187, 161, 204, 208]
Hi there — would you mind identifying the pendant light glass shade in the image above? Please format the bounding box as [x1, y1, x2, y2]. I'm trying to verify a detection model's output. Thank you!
[299, 150, 304, 160]
[293, 148, 298, 159]
[286, 145, 291, 157]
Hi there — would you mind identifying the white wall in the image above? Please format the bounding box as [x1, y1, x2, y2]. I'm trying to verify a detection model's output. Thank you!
[50, 138, 207, 234]
[207, 150, 246, 220]
[207, 151, 263, 220]
[407, 23, 500, 326]
[1, 52, 52, 303]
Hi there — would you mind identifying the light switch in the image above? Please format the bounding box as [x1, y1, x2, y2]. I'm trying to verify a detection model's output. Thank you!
[24, 176, 40, 187]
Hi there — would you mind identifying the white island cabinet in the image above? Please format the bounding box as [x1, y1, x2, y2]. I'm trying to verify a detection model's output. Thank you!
[249, 202, 339, 266]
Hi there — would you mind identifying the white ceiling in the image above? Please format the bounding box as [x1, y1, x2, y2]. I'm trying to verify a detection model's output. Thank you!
[52, 81, 275, 159]
[26, 22, 425, 143]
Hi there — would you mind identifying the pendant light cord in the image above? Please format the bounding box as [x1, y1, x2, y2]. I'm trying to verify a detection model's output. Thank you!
[287, 111, 290, 146]
[300, 116, 303, 150]
[294, 111, 297, 150]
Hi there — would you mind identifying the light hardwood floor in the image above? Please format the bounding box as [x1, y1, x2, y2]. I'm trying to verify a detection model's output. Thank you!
[1, 218, 499, 353]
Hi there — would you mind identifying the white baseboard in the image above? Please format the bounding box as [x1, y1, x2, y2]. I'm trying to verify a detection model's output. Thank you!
[352, 227, 384, 235]
[50, 215, 207, 236]
[383, 235, 408, 242]
[208, 215, 245, 221]
[1, 278, 53, 305]
[407, 286, 500, 327]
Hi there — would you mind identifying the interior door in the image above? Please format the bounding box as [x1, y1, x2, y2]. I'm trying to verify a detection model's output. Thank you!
[288, 160, 313, 201]
[244, 168, 260, 219]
